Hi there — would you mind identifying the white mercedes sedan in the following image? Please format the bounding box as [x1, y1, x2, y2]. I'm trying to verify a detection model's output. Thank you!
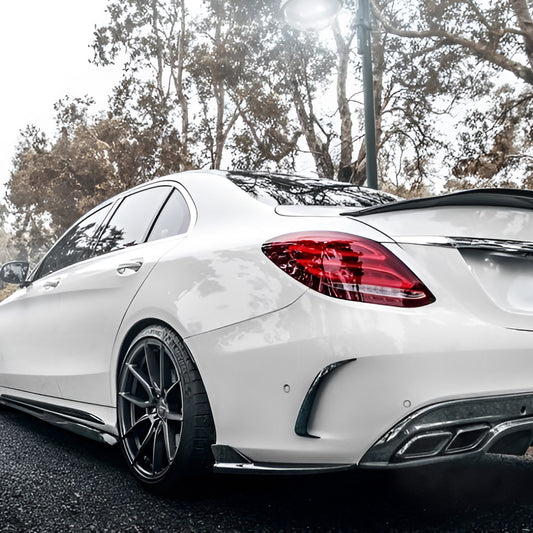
[1, 170, 533, 493]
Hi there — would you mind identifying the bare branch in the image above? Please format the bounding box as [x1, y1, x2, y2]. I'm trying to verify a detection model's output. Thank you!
[371, 0, 533, 84]
[510, 0, 533, 71]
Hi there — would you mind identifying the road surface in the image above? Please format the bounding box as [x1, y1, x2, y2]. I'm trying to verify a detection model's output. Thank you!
[2, 407, 533, 532]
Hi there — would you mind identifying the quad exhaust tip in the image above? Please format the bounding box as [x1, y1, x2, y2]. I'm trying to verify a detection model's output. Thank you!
[395, 423, 533, 461]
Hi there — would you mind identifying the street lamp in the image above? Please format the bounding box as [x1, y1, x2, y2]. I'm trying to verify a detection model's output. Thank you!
[281, 0, 379, 189]
[280, 0, 342, 32]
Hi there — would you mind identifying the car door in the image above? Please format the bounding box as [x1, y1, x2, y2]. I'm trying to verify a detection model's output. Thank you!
[0, 202, 114, 398]
[0, 184, 192, 406]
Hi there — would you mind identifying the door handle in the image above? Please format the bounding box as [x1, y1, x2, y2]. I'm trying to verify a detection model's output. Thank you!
[43, 278, 60, 289]
[117, 260, 143, 275]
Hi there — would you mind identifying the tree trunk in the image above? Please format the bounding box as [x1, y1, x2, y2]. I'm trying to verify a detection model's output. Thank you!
[291, 81, 335, 178]
[333, 23, 355, 178]
[175, 1, 190, 167]
[152, 0, 164, 97]
[372, 22, 386, 163]
[511, 0, 533, 72]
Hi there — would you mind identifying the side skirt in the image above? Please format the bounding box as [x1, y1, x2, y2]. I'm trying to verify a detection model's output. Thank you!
[0, 394, 117, 445]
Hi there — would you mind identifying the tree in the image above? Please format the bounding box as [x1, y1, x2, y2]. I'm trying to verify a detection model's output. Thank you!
[94, 0, 196, 169]
[9, 0, 533, 266]
[0, 202, 16, 263]
[238, 0, 447, 191]
[92, 0, 457, 190]
[93, 0, 302, 172]
[7, 96, 186, 258]
[372, 0, 533, 190]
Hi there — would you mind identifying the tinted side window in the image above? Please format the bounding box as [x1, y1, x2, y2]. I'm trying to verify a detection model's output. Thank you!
[96, 186, 171, 255]
[147, 189, 191, 242]
[37, 204, 112, 279]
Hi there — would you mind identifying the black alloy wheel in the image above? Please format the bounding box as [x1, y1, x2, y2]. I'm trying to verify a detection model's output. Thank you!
[117, 325, 215, 493]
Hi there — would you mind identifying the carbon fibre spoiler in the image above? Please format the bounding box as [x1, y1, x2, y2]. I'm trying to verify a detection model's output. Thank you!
[342, 188, 533, 217]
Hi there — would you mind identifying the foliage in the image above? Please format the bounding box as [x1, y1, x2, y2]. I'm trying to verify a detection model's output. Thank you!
[0, 203, 17, 264]
[0, 285, 17, 303]
[93, 0, 302, 172]
[372, 0, 533, 190]
[6, 96, 185, 258]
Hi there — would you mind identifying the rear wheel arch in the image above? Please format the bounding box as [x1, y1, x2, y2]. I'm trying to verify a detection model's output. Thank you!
[117, 319, 169, 375]
[115, 319, 217, 426]
[117, 318, 204, 378]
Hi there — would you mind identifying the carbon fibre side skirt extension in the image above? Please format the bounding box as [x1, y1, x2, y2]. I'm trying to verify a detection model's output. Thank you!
[0, 394, 117, 445]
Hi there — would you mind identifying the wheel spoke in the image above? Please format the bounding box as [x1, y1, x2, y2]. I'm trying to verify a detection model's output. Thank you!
[163, 420, 172, 463]
[123, 413, 151, 438]
[119, 392, 152, 409]
[166, 411, 183, 422]
[165, 379, 181, 399]
[126, 363, 154, 401]
[145, 342, 161, 393]
[152, 421, 166, 473]
[132, 419, 157, 466]
[162, 421, 175, 463]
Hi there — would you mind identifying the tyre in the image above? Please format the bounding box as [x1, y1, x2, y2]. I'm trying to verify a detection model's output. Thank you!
[117, 325, 215, 494]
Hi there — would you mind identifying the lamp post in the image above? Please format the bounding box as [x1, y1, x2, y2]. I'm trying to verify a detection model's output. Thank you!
[281, 0, 379, 189]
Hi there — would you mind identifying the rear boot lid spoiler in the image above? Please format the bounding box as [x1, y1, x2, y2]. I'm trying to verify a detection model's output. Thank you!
[343, 188, 533, 217]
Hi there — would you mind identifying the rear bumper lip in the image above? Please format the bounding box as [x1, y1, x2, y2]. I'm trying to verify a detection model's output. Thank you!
[360, 392, 533, 468]
[213, 461, 354, 475]
[211, 444, 354, 474]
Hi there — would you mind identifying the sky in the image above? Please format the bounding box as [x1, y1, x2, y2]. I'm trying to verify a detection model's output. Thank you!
[0, 1, 121, 192]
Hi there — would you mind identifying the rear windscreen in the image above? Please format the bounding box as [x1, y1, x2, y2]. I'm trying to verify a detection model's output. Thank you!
[226, 172, 398, 207]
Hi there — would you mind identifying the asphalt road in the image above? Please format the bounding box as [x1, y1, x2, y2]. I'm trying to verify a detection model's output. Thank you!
[3, 408, 533, 532]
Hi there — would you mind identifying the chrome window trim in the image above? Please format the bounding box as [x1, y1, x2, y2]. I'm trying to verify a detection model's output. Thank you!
[394, 235, 533, 254]
[28, 180, 197, 283]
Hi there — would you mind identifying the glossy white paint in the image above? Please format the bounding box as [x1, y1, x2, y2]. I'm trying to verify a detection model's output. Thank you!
[355, 205, 533, 330]
[358, 205, 533, 242]
[0, 221, 188, 406]
[2, 170, 533, 470]
[115, 172, 390, 342]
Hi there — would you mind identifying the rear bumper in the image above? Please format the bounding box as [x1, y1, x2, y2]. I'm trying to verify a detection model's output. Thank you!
[186, 290, 533, 470]
[211, 391, 533, 474]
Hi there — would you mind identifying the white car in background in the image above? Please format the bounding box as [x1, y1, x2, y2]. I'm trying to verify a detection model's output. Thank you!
[1, 170, 533, 493]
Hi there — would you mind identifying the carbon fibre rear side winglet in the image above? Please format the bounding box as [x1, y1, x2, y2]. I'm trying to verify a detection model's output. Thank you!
[342, 188, 533, 217]
[295, 358, 357, 438]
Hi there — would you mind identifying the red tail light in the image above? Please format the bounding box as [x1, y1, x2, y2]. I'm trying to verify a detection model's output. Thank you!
[262, 232, 435, 307]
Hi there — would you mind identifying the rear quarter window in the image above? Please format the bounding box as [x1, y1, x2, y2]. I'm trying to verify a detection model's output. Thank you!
[147, 189, 191, 242]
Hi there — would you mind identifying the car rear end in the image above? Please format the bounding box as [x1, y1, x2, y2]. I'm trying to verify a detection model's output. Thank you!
[189, 175, 533, 472]
[344, 192, 533, 467]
